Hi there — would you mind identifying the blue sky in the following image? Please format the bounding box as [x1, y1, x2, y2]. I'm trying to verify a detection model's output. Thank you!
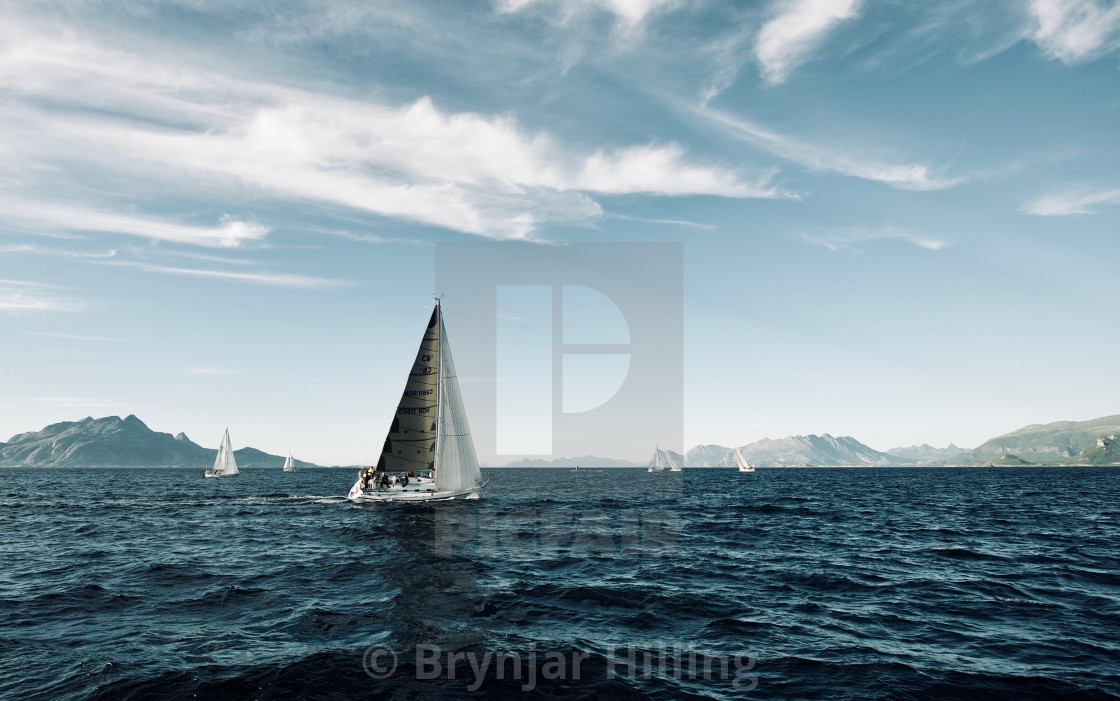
[1, 0, 1119, 465]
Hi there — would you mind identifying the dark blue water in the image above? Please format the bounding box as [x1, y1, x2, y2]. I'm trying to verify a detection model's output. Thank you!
[2, 467, 1118, 700]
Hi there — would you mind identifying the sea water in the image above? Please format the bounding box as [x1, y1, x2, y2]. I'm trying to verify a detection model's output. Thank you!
[1, 467, 1118, 699]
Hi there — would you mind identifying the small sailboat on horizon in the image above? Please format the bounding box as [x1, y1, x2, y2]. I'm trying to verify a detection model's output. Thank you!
[667, 450, 682, 472]
[204, 428, 239, 478]
[735, 446, 755, 472]
[648, 446, 666, 472]
[348, 299, 485, 502]
[282, 449, 298, 472]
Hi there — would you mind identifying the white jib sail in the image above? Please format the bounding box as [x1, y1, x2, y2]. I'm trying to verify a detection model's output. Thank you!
[283, 450, 294, 470]
[666, 451, 680, 469]
[734, 447, 751, 470]
[214, 428, 239, 475]
[434, 309, 481, 493]
[376, 307, 440, 474]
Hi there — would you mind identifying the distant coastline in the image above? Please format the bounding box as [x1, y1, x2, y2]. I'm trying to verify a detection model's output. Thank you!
[3, 413, 1119, 469]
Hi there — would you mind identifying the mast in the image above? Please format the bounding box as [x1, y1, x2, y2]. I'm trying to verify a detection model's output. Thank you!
[433, 296, 442, 479]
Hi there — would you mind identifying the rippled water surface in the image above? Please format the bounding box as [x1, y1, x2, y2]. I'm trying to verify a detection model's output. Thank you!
[2, 466, 1119, 699]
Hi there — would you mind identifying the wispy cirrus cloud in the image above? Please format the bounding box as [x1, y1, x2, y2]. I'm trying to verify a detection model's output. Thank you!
[34, 396, 118, 408]
[802, 226, 950, 251]
[755, 0, 863, 85]
[0, 27, 779, 243]
[99, 261, 350, 289]
[1022, 186, 1120, 215]
[496, 0, 682, 30]
[1029, 0, 1120, 63]
[0, 243, 117, 258]
[1, 199, 269, 248]
[0, 280, 84, 313]
[698, 106, 960, 191]
[321, 230, 429, 246]
[605, 213, 715, 230]
[0, 293, 83, 313]
[27, 332, 125, 342]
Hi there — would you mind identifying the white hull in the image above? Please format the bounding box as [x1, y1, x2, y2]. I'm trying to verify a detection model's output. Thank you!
[204, 471, 238, 478]
[738, 466, 755, 472]
[283, 467, 298, 472]
[669, 467, 682, 472]
[347, 476, 485, 502]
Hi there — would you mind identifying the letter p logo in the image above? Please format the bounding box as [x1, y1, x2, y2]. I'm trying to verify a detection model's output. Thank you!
[435, 242, 682, 464]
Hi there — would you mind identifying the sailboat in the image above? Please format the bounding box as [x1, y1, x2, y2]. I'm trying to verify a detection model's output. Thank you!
[204, 428, 239, 478]
[282, 449, 297, 472]
[347, 300, 485, 501]
[667, 450, 682, 472]
[648, 446, 666, 472]
[735, 446, 755, 472]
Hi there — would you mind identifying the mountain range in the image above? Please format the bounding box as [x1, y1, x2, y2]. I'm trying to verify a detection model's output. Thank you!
[946, 414, 1120, 465]
[3, 413, 1118, 468]
[0, 415, 316, 468]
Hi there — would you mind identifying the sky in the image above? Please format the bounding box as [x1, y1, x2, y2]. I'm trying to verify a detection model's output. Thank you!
[1, 0, 1119, 465]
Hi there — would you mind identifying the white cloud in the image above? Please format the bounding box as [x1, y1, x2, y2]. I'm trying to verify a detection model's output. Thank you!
[701, 26, 755, 104]
[575, 143, 780, 197]
[699, 106, 960, 191]
[496, 0, 681, 29]
[27, 332, 125, 342]
[0, 293, 82, 312]
[100, 261, 351, 289]
[321, 230, 428, 246]
[1029, 0, 1120, 63]
[1, 200, 269, 248]
[34, 396, 117, 408]
[606, 213, 715, 229]
[802, 226, 950, 251]
[0, 28, 776, 243]
[755, 0, 863, 85]
[0, 243, 116, 258]
[0, 280, 84, 313]
[1022, 186, 1120, 215]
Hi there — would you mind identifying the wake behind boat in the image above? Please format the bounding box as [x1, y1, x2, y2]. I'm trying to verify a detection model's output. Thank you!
[348, 300, 485, 502]
[204, 428, 239, 478]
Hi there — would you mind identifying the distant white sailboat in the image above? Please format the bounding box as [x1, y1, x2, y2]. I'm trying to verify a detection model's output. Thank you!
[735, 447, 755, 472]
[348, 300, 485, 502]
[667, 450, 682, 472]
[648, 446, 666, 472]
[204, 428, 239, 478]
[282, 449, 297, 472]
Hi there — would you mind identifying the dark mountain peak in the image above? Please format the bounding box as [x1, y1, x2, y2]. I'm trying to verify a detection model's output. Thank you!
[0, 415, 317, 468]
